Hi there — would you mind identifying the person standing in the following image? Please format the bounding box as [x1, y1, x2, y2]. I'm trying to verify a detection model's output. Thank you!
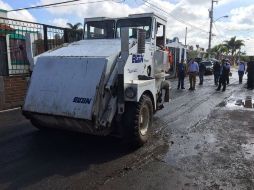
[238, 61, 245, 84]
[213, 61, 221, 86]
[247, 61, 254, 90]
[188, 59, 199, 90]
[225, 60, 231, 85]
[198, 61, 206, 85]
[177, 59, 186, 89]
[216, 60, 227, 92]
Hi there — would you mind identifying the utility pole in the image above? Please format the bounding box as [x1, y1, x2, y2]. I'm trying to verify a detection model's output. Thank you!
[185, 27, 187, 46]
[208, 0, 218, 58]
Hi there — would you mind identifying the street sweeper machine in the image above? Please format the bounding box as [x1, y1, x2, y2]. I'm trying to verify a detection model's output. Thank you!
[23, 13, 171, 146]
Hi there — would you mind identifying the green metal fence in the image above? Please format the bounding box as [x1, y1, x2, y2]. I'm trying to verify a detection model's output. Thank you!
[0, 17, 83, 76]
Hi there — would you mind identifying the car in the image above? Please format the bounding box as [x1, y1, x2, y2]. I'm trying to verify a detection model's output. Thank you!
[200, 61, 214, 75]
[194, 57, 202, 64]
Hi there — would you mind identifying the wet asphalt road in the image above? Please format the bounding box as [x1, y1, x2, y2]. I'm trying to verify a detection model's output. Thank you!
[1, 70, 254, 190]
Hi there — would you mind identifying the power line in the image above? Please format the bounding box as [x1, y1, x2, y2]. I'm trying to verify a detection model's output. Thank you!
[8, 0, 115, 12]
[141, 0, 209, 34]
[8, 0, 83, 12]
[213, 23, 226, 41]
[8, 0, 208, 35]
[45, 0, 123, 8]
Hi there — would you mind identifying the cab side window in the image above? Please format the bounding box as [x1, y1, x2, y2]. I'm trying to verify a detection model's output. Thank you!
[156, 22, 165, 49]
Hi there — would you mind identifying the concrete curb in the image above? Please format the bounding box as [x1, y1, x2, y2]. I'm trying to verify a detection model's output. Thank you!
[0, 107, 21, 113]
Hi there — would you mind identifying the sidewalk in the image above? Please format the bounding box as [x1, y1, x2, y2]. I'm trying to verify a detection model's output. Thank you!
[0, 108, 26, 127]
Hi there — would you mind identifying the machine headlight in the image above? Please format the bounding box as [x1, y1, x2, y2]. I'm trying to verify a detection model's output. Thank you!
[125, 87, 136, 99]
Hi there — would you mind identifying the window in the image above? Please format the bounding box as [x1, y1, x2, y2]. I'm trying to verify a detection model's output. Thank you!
[116, 17, 152, 39]
[85, 20, 115, 39]
[156, 22, 165, 48]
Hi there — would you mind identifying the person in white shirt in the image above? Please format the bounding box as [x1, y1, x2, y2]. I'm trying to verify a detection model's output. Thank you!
[238, 61, 245, 84]
[188, 59, 199, 90]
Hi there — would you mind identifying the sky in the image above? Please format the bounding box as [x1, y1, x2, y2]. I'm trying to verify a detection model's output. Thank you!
[1, 0, 254, 55]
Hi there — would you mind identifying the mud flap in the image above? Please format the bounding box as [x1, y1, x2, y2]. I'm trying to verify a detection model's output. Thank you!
[161, 80, 170, 102]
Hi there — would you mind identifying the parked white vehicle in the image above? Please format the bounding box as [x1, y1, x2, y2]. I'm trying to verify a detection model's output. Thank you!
[23, 13, 171, 146]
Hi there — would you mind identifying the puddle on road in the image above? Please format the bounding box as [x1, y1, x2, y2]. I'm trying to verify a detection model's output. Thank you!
[218, 96, 254, 109]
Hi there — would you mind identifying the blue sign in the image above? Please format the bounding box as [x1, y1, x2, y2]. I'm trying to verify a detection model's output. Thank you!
[132, 54, 144, 63]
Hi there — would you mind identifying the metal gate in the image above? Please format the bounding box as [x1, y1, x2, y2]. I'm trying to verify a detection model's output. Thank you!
[0, 17, 83, 76]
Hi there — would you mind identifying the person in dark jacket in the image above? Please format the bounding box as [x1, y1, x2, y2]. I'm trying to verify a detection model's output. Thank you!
[199, 61, 206, 85]
[216, 61, 227, 92]
[177, 59, 187, 89]
[225, 60, 231, 85]
[247, 61, 254, 90]
[213, 61, 221, 86]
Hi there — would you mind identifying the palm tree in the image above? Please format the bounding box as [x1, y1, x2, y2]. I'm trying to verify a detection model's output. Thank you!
[66, 22, 83, 42]
[224, 36, 245, 64]
[211, 44, 228, 59]
[66, 22, 82, 31]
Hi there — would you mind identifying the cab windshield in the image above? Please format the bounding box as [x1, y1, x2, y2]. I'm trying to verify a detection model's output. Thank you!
[116, 17, 152, 39]
[85, 20, 115, 39]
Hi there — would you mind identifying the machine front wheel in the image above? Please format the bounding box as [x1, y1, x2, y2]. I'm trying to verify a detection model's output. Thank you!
[123, 94, 153, 146]
[31, 119, 50, 131]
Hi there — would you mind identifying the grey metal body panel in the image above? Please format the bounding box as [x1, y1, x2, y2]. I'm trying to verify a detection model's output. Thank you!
[40, 39, 121, 58]
[23, 56, 116, 120]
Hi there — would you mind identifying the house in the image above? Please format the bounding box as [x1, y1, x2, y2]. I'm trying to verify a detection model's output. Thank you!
[0, 9, 83, 110]
[165, 37, 187, 78]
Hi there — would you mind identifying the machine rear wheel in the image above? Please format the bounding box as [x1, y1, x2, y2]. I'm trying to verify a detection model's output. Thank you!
[123, 94, 153, 146]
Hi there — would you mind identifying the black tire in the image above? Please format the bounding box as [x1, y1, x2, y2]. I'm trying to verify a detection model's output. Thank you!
[123, 94, 153, 146]
[31, 119, 51, 131]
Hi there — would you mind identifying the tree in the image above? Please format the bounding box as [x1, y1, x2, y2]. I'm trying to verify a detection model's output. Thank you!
[211, 44, 228, 59]
[66, 22, 82, 31]
[66, 22, 83, 42]
[224, 36, 244, 64]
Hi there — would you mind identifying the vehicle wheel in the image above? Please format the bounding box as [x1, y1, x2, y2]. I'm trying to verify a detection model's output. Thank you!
[31, 119, 49, 131]
[123, 94, 153, 146]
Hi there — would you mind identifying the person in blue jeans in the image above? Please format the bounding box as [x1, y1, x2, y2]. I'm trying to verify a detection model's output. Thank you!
[213, 61, 221, 86]
[177, 59, 186, 89]
[238, 61, 245, 84]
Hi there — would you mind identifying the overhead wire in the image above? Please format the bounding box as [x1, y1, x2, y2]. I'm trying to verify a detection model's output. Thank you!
[9, 0, 208, 35]
[212, 23, 226, 42]
[8, 0, 84, 12]
[141, 0, 209, 34]
[47, 0, 124, 8]
[8, 0, 120, 12]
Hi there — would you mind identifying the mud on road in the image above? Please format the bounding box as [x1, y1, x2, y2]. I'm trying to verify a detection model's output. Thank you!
[102, 72, 254, 190]
[1, 71, 254, 190]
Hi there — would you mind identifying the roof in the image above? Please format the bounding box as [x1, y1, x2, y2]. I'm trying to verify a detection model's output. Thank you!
[166, 37, 186, 49]
[0, 9, 7, 13]
[84, 12, 167, 25]
[129, 12, 167, 24]
[84, 17, 112, 22]
[0, 24, 15, 31]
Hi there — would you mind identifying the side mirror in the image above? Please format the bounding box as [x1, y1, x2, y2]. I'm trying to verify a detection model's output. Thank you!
[137, 29, 146, 54]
